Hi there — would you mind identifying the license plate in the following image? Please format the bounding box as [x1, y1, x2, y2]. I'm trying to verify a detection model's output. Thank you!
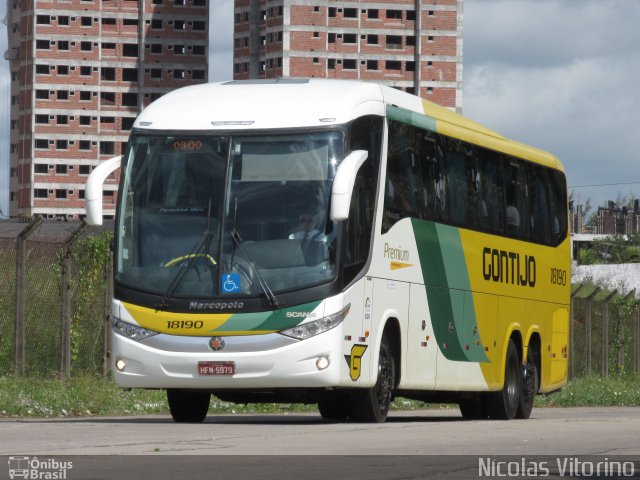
[198, 361, 235, 376]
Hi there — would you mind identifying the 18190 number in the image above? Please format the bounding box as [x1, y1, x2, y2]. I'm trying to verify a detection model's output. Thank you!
[550, 268, 567, 286]
[167, 320, 204, 329]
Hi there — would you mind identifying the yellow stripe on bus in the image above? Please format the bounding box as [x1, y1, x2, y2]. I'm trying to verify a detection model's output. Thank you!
[122, 302, 233, 336]
[421, 99, 564, 171]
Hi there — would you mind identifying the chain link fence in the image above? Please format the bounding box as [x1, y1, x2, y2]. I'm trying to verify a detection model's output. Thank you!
[0, 218, 113, 378]
[0, 233, 17, 376]
[570, 283, 640, 379]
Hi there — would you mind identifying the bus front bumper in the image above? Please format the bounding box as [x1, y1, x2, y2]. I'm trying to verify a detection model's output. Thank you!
[111, 326, 343, 389]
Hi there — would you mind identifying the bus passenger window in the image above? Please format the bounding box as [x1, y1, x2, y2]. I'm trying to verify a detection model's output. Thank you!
[529, 166, 551, 244]
[477, 150, 504, 233]
[506, 185, 521, 233]
[446, 139, 476, 229]
[548, 170, 568, 245]
[383, 121, 421, 232]
[418, 130, 447, 223]
[505, 161, 529, 239]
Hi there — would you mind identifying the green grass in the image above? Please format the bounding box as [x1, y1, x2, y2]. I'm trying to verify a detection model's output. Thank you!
[0, 376, 167, 417]
[1, 374, 639, 418]
[0, 375, 327, 417]
[0, 375, 434, 418]
[535, 374, 640, 407]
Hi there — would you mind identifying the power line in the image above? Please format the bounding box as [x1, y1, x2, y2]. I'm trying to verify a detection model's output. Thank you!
[570, 181, 640, 189]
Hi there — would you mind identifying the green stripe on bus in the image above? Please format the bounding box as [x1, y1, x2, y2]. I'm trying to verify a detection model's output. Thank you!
[437, 224, 488, 362]
[412, 219, 488, 362]
[436, 224, 471, 291]
[213, 300, 323, 333]
[386, 105, 437, 132]
[212, 311, 271, 332]
[252, 300, 323, 332]
[411, 219, 467, 361]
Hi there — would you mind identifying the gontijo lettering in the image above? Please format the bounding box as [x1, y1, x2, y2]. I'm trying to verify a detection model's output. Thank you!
[482, 247, 536, 287]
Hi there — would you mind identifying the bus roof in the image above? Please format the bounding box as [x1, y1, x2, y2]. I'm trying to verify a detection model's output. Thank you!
[134, 79, 563, 171]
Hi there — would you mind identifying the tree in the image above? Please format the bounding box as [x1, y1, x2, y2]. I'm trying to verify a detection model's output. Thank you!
[578, 234, 640, 265]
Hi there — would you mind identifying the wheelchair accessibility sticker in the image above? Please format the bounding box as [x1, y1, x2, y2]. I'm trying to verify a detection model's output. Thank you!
[222, 273, 241, 293]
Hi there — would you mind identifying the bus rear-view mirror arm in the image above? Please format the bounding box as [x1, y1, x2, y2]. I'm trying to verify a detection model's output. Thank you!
[330, 150, 368, 221]
[85, 155, 122, 226]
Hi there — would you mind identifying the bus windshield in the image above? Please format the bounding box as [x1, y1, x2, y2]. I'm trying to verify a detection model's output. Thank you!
[116, 131, 343, 300]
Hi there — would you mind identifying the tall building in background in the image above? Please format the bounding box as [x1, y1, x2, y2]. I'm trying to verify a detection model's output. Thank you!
[5, 0, 209, 220]
[233, 0, 462, 111]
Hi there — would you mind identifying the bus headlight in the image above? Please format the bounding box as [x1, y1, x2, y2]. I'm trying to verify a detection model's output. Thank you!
[280, 304, 350, 340]
[112, 317, 159, 342]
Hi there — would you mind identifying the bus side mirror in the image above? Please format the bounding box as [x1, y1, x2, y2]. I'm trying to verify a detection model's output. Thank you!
[85, 155, 122, 226]
[330, 150, 368, 221]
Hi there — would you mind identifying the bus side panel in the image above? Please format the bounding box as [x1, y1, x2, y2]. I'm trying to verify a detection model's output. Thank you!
[541, 306, 569, 392]
[340, 279, 370, 387]
[476, 295, 523, 390]
[461, 229, 570, 392]
[370, 218, 569, 393]
[433, 309, 489, 393]
[338, 276, 411, 389]
[472, 291, 499, 389]
[403, 283, 438, 390]
[369, 278, 410, 389]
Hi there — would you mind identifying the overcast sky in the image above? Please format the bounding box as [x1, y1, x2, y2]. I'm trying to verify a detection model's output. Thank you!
[2, 0, 639, 218]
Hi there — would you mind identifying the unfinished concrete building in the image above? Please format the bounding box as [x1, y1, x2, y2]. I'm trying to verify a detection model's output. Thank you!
[5, 0, 209, 220]
[595, 200, 640, 235]
[233, 0, 463, 111]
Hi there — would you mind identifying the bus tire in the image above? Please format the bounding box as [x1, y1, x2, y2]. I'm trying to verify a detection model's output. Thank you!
[349, 337, 395, 423]
[517, 346, 538, 419]
[459, 396, 488, 419]
[488, 339, 521, 420]
[318, 392, 350, 421]
[167, 389, 210, 423]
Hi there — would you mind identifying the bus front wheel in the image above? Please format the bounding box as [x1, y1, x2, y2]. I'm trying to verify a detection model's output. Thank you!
[349, 338, 395, 423]
[487, 339, 521, 420]
[167, 389, 210, 423]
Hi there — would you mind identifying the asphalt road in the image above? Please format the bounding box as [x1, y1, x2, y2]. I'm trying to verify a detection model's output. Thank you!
[1, 407, 639, 456]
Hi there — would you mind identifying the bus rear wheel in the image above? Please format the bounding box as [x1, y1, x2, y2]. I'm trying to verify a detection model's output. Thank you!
[517, 346, 538, 419]
[167, 389, 210, 423]
[487, 339, 521, 420]
[349, 338, 395, 423]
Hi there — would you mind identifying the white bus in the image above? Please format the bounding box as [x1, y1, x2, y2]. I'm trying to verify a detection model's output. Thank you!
[87, 79, 570, 423]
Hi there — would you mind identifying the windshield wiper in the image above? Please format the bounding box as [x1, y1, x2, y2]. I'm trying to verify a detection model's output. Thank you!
[229, 197, 279, 308]
[156, 199, 216, 310]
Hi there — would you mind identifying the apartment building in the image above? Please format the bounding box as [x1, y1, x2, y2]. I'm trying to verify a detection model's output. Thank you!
[5, 0, 209, 220]
[233, 0, 463, 110]
[595, 200, 640, 236]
